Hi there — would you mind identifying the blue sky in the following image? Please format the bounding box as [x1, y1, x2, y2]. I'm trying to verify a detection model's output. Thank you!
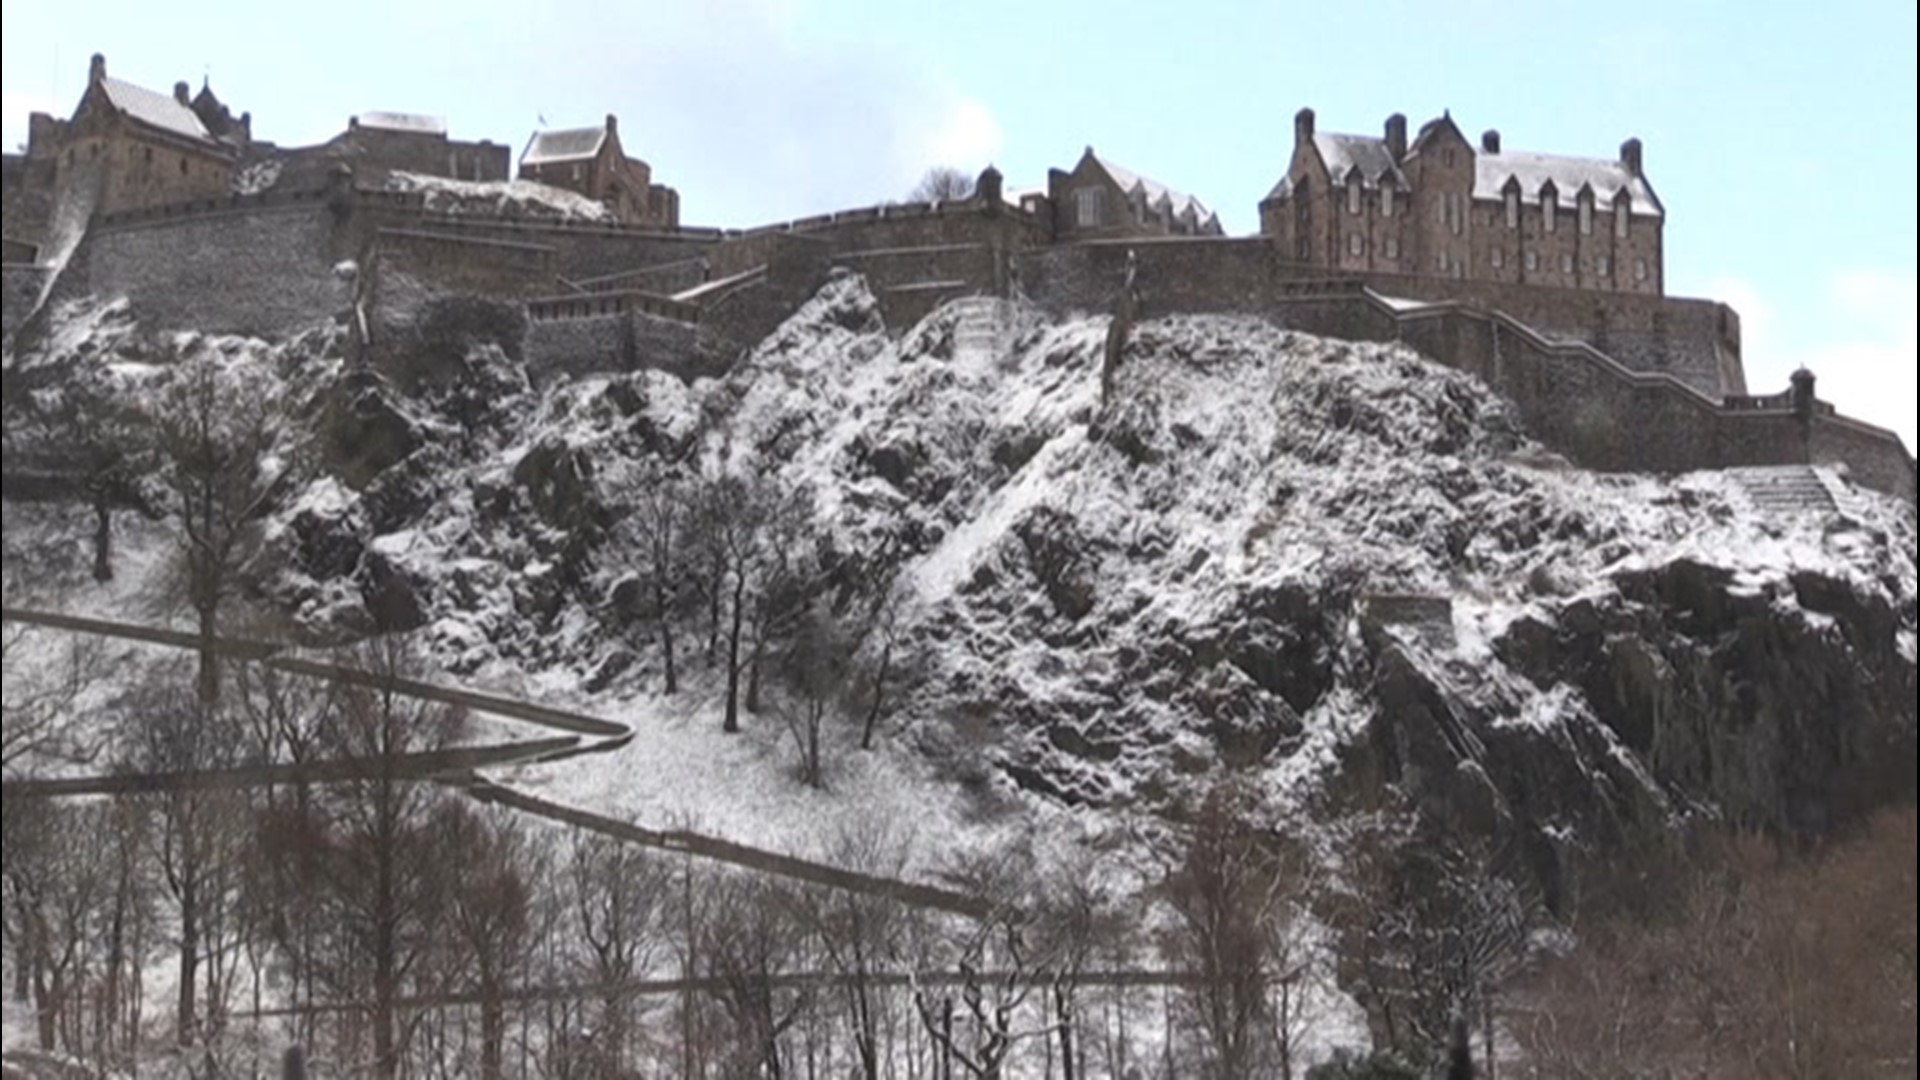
[4, 0, 1914, 447]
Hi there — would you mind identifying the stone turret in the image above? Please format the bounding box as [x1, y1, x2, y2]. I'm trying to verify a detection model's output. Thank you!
[976, 163, 1004, 209]
[1790, 367, 1816, 419]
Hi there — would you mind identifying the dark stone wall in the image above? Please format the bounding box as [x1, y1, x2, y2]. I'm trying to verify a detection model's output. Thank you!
[352, 199, 720, 283]
[74, 203, 349, 337]
[374, 228, 556, 298]
[1811, 417, 1918, 503]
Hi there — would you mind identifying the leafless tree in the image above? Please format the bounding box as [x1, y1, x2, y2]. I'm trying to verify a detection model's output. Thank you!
[626, 463, 691, 695]
[441, 804, 542, 1080]
[912, 850, 1056, 1080]
[568, 831, 672, 1073]
[776, 599, 856, 790]
[306, 637, 465, 1079]
[120, 672, 248, 1048]
[1, 626, 99, 774]
[909, 166, 976, 203]
[147, 352, 290, 702]
[699, 874, 812, 1078]
[1162, 780, 1313, 1080]
[690, 470, 816, 734]
[799, 827, 914, 1080]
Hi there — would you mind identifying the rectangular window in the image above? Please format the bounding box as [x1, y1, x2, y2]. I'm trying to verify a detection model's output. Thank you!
[1579, 198, 1594, 236]
[1492, 247, 1505, 269]
[1560, 253, 1575, 274]
[1385, 237, 1400, 259]
[1505, 191, 1519, 229]
[1075, 187, 1104, 227]
[1349, 232, 1364, 256]
[1598, 255, 1611, 277]
[1525, 250, 1539, 271]
[1348, 180, 1362, 216]
[1381, 186, 1394, 218]
[1543, 196, 1556, 233]
[1635, 258, 1649, 282]
[1614, 201, 1629, 239]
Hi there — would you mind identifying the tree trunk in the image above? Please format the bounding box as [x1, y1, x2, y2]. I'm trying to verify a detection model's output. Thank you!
[656, 578, 679, 695]
[195, 604, 220, 705]
[177, 881, 199, 1047]
[480, 984, 505, 1080]
[92, 498, 113, 582]
[860, 637, 893, 751]
[724, 572, 748, 734]
[1056, 984, 1077, 1080]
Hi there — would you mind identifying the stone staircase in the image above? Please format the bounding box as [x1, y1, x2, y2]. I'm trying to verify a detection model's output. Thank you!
[1729, 465, 1842, 515]
[951, 296, 1007, 364]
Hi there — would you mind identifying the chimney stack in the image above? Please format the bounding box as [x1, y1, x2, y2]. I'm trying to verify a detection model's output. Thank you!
[89, 53, 107, 85]
[174, 81, 191, 105]
[1481, 129, 1501, 153]
[1295, 107, 1315, 147]
[1385, 113, 1407, 160]
[606, 114, 619, 137]
[1621, 137, 1643, 176]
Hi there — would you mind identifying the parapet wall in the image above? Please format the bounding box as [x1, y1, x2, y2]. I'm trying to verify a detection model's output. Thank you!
[73, 201, 349, 338]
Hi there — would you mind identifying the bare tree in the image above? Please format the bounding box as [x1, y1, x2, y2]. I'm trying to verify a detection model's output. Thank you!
[627, 463, 691, 695]
[799, 828, 913, 1080]
[1, 626, 99, 774]
[1162, 780, 1311, 1080]
[691, 471, 815, 734]
[776, 599, 855, 790]
[568, 831, 671, 1073]
[699, 874, 812, 1078]
[307, 638, 465, 1079]
[148, 352, 290, 703]
[909, 166, 976, 203]
[912, 851, 1056, 1080]
[441, 804, 541, 1080]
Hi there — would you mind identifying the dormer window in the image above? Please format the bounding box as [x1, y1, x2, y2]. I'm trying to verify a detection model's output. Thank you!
[1347, 175, 1362, 216]
[1542, 189, 1557, 233]
[1578, 193, 1594, 236]
[1381, 185, 1394, 218]
[1614, 198, 1629, 239]
[1504, 188, 1519, 229]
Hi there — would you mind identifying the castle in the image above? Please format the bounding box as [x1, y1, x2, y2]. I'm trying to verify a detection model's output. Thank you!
[1, 55, 1912, 502]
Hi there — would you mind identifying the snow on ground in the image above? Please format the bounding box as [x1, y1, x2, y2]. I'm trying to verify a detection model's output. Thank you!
[383, 171, 617, 223]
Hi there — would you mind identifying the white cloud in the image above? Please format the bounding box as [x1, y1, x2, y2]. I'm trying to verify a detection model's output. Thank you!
[906, 95, 1004, 182]
[1714, 271, 1917, 450]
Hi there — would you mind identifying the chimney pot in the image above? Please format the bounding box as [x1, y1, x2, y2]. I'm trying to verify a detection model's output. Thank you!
[1385, 113, 1408, 160]
[1621, 137, 1644, 175]
[1295, 107, 1316, 146]
[89, 53, 107, 84]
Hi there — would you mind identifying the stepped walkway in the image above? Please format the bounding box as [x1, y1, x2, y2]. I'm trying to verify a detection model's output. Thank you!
[1729, 465, 1843, 516]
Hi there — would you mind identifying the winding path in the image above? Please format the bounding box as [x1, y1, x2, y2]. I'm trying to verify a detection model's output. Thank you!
[1, 606, 987, 918]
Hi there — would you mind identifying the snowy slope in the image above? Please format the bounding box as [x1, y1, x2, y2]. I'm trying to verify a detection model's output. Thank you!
[5, 272, 1915, 889]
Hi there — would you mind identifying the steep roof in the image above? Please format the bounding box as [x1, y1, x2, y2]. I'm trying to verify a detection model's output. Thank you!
[1311, 132, 1408, 190]
[355, 111, 447, 136]
[99, 77, 213, 143]
[521, 126, 607, 166]
[1090, 153, 1220, 231]
[1474, 151, 1662, 216]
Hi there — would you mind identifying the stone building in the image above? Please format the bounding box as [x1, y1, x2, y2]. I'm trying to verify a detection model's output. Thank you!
[1042, 148, 1224, 240]
[1261, 109, 1664, 295]
[43, 54, 243, 219]
[518, 116, 680, 228]
[252, 112, 512, 194]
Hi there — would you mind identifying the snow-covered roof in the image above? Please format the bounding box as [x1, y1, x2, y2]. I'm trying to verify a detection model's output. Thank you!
[355, 111, 447, 136]
[100, 77, 213, 143]
[1474, 151, 1662, 217]
[521, 127, 608, 166]
[1090, 154, 1220, 231]
[1311, 132, 1408, 190]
